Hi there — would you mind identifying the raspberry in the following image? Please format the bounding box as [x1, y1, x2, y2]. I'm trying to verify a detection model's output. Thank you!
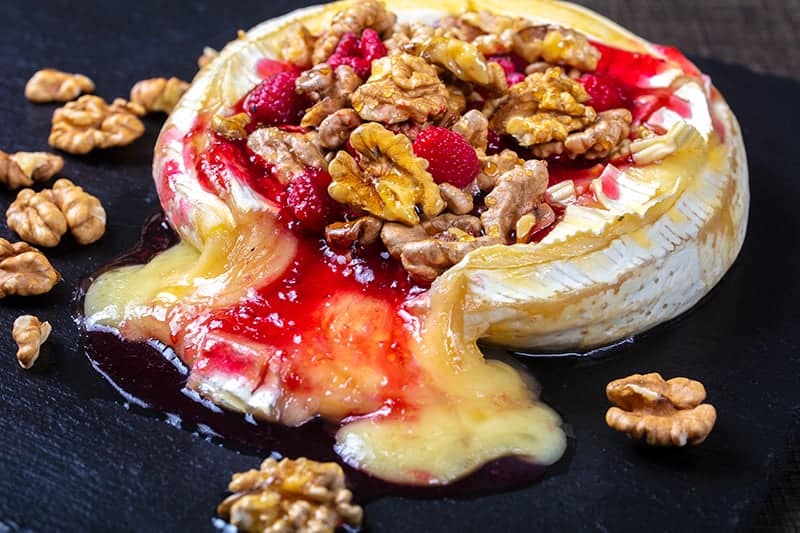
[243, 71, 309, 127]
[255, 58, 298, 79]
[506, 72, 525, 86]
[285, 168, 336, 232]
[327, 29, 387, 79]
[578, 73, 629, 112]
[413, 126, 480, 188]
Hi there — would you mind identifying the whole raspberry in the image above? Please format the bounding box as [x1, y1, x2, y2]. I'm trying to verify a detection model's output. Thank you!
[285, 168, 336, 232]
[413, 126, 480, 188]
[243, 71, 309, 127]
[327, 29, 387, 79]
[579, 73, 629, 112]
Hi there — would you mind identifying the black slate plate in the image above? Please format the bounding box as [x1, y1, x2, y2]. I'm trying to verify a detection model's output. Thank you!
[1, 1, 799, 531]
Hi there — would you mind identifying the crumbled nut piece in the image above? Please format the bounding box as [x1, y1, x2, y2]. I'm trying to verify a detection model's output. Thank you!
[296, 64, 362, 128]
[404, 37, 507, 94]
[532, 109, 633, 159]
[481, 159, 549, 240]
[491, 67, 597, 147]
[211, 112, 251, 141]
[48, 179, 106, 245]
[217, 457, 363, 533]
[130, 77, 189, 114]
[451, 109, 489, 151]
[438, 183, 474, 215]
[312, 0, 396, 64]
[0, 239, 59, 298]
[324, 216, 383, 248]
[279, 23, 316, 69]
[515, 203, 556, 243]
[318, 109, 362, 149]
[24, 68, 95, 103]
[328, 123, 444, 225]
[606, 373, 717, 447]
[247, 127, 327, 184]
[6, 189, 67, 247]
[49, 95, 145, 154]
[476, 149, 524, 191]
[351, 52, 449, 124]
[198, 46, 219, 69]
[0, 150, 63, 190]
[12, 315, 51, 370]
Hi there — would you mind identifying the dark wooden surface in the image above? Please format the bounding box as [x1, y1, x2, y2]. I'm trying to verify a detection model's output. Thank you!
[0, 1, 798, 532]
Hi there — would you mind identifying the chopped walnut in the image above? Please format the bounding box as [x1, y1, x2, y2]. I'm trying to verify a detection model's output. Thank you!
[512, 26, 600, 71]
[384, 22, 436, 51]
[532, 109, 633, 159]
[404, 36, 507, 94]
[312, 0, 396, 64]
[491, 67, 597, 147]
[606, 373, 717, 447]
[438, 183, 474, 215]
[324, 216, 383, 248]
[328, 122, 444, 225]
[476, 149, 524, 191]
[24, 68, 95, 103]
[49, 95, 145, 154]
[481, 159, 549, 240]
[247, 127, 327, 184]
[0, 239, 59, 298]
[211, 112, 251, 141]
[451, 109, 489, 151]
[279, 23, 316, 69]
[318, 109, 362, 149]
[12, 315, 51, 370]
[515, 203, 556, 243]
[458, 11, 528, 35]
[0, 150, 63, 190]
[47, 179, 106, 245]
[437, 14, 491, 41]
[217, 457, 363, 533]
[296, 64, 362, 128]
[197, 46, 219, 69]
[6, 189, 67, 248]
[351, 52, 449, 124]
[130, 77, 189, 114]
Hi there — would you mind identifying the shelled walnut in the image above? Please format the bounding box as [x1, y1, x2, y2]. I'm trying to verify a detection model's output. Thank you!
[48, 179, 106, 245]
[0, 150, 63, 190]
[25, 68, 95, 103]
[247, 127, 327, 184]
[311, 0, 395, 64]
[606, 373, 717, 446]
[12, 315, 51, 370]
[0, 239, 59, 298]
[6, 189, 67, 248]
[130, 77, 189, 114]
[217, 457, 363, 533]
[296, 64, 362, 128]
[49, 95, 145, 154]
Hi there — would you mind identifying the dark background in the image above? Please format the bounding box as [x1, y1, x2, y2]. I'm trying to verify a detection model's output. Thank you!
[0, 1, 799, 531]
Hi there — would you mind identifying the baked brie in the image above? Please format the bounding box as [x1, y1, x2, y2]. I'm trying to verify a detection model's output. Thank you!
[84, 0, 748, 486]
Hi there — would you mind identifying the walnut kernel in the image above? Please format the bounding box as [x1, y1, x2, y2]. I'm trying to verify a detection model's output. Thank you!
[247, 128, 327, 185]
[6, 189, 68, 247]
[13, 315, 51, 370]
[311, 0, 396, 64]
[49, 95, 145, 154]
[0, 150, 63, 190]
[405, 36, 507, 93]
[130, 77, 189, 114]
[0, 239, 59, 298]
[48, 179, 106, 245]
[481, 159, 549, 240]
[25, 68, 95, 103]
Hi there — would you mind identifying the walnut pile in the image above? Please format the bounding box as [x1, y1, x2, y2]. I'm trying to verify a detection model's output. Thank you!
[49, 95, 145, 154]
[0, 150, 63, 190]
[217, 457, 363, 533]
[606, 373, 717, 447]
[25, 68, 95, 103]
[296, 64, 362, 128]
[0, 238, 59, 298]
[12, 314, 51, 370]
[130, 77, 189, 114]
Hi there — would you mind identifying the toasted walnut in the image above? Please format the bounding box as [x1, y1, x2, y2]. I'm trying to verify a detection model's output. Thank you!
[404, 37, 507, 94]
[606, 373, 717, 447]
[328, 123, 444, 225]
[0, 239, 59, 298]
[491, 67, 597, 147]
[130, 77, 189, 114]
[318, 109, 361, 150]
[24, 68, 95, 103]
[211, 112, 251, 141]
[217, 457, 363, 533]
[384, 22, 436, 51]
[47, 179, 106, 245]
[312, 0, 396, 64]
[515, 203, 556, 243]
[12, 315, 51, 370]
[476, 149, 524, 191]
[6, 189, 67, 248]
[532, 109, 633, 159]
[351, 52, 449, 124]
[198, 46, 219, 69]
[451, 109, 489, 151]
[438, 183, 474, 215]
[247, 127, 327, 184]
[482, 159, 549, 240]
[49, 95, 145, 154]
[0, 150, 63, 190]
[296, 64, 362, 128]
[324, 216, 383, 248]
[279, 23, 316, 69]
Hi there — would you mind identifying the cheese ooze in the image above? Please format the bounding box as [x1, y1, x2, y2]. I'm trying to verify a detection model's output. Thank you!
[84, 11, 720, 485]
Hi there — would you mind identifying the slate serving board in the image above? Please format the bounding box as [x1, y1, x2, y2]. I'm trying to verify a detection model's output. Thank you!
[1, 1, 798, 531]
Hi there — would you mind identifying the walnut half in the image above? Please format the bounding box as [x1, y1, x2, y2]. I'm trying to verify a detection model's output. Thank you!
[13, 315, 51, 369]
[49, 95, 145, 154]
[0, 239, 60, 298]
[25, 68, 95, 103]
[130, 77, 189, 114]
[0, 150, 63, 190]
[606, 373, 717, 447]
